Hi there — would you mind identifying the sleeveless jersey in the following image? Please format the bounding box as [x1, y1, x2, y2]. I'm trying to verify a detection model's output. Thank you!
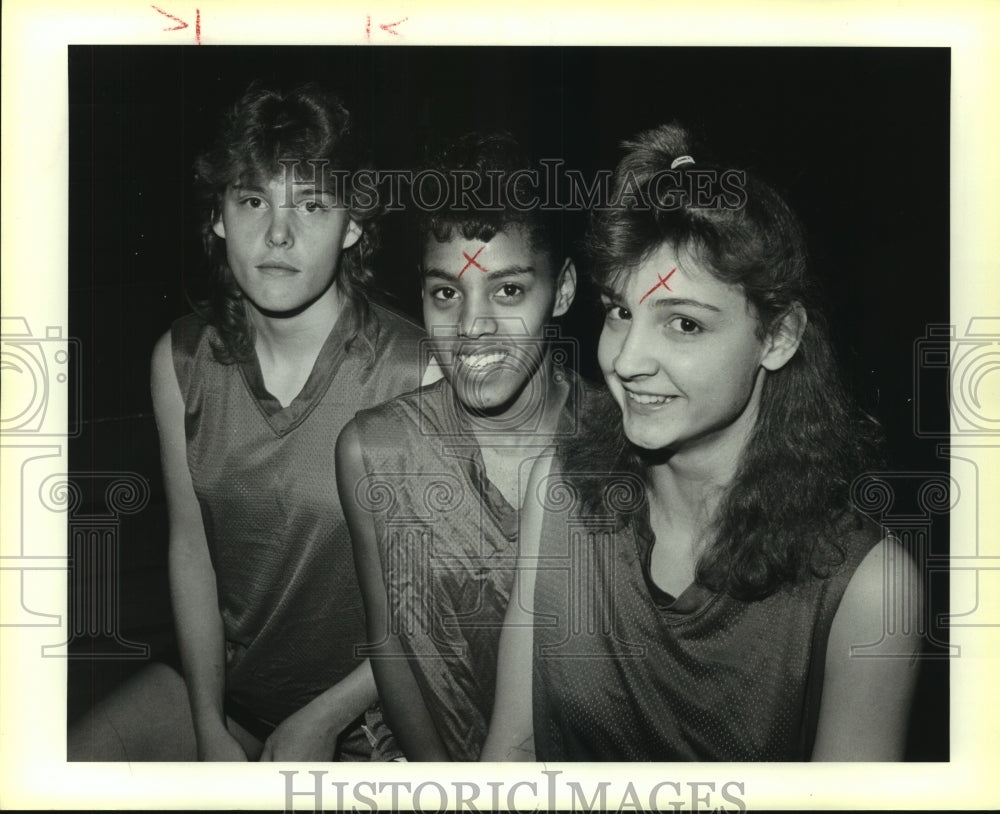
[354, 368, 586, 760]
[531, 468, 883, 761]
[171, 300, 425, 730]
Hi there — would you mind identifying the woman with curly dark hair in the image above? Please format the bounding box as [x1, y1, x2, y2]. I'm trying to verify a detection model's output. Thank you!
[69, 82, 426, 762]
[483, 123, 921, 761]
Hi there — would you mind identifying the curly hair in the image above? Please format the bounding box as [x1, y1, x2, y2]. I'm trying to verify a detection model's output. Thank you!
[565, 122, 884, 599]
[411, 132, 565, 271]
[191, 81, 380, 363]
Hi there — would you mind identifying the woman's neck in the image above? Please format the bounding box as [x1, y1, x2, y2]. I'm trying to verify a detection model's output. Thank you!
[247, 286, 347, 407]
[642, 421, 753, 549]
[248, 284, 347, 358]
[470, 356, 569, 509]
[641, 452, 733, 593]
[645, 461, 722, 538]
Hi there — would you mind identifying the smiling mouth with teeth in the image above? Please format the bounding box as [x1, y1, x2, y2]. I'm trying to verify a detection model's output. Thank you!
[625, 391, 675, 405]
[458, 351, 510, 370]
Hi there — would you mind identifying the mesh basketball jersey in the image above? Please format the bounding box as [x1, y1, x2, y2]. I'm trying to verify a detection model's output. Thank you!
[171, 300, 425, 729]
[354, 368, 586, 760]
[531, 471, 883, 761]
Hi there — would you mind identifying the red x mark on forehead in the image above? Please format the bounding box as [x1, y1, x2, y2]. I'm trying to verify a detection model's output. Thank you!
[638, 268, 677, 305]
[458, 245, 489, 278]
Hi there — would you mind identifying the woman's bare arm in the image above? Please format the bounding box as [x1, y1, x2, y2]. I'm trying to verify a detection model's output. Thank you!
[480, 450, 558, 761]
[151, 331, 246, 760]
[811, 536, 923, 760]
[336, 419, 450, 760]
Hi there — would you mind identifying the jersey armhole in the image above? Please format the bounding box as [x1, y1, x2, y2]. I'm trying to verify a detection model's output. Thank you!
[170, 315, 207, 399]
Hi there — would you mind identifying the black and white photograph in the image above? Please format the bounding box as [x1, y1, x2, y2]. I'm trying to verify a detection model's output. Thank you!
[1, 2, 998, 811]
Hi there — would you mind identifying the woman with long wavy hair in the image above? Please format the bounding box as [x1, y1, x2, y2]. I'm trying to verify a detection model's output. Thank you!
[483, 123, 922, 761]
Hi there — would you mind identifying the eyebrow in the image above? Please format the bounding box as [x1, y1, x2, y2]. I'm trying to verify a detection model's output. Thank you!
[647, 296, 722, 313]
[229, 184, 335, 198]
[598, 286, 722, 313]
[291, 187, 336, 198]
[423, 265, 537, 282]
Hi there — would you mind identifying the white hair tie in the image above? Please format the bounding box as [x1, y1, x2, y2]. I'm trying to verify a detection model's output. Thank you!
[670, 155, 695, 169]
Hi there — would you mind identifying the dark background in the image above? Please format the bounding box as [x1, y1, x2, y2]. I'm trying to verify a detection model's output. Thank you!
[68, 45, 950, 759]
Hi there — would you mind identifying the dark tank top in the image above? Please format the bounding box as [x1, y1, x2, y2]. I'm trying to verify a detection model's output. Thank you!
[354, 370, 585, 760]
[171, 300, 424, 729]
[531, 468, 883, 761]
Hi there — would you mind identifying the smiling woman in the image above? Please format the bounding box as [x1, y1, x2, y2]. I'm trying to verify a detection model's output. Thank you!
[597, 242, 797, 465]
[482, 122, 923, 762]
[420, 226, 573, 417]
[336, 132, 589, 761]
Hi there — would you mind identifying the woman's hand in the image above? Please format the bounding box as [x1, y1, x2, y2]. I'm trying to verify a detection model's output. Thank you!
[197, 724, 249, 761]
[258, 696, 339, 762]
[257, 659, 380, 762]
